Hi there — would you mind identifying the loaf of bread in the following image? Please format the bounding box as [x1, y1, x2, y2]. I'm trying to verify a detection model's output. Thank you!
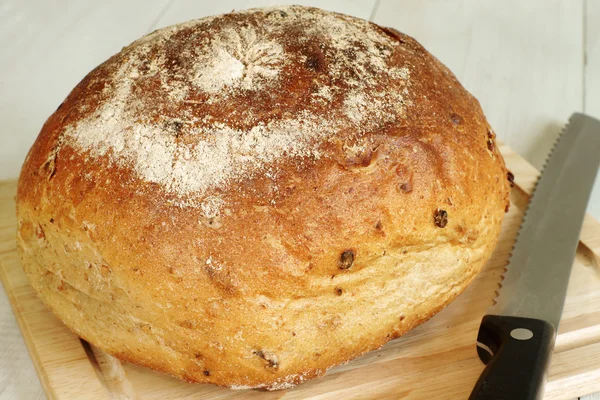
[16, 5, 511, 390]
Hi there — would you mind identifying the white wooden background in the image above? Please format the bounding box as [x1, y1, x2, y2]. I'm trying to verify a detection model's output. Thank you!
[0, 1, 599, 399]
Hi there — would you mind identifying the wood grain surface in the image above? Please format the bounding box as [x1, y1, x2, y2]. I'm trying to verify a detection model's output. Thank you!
[1, 144, 599, 399]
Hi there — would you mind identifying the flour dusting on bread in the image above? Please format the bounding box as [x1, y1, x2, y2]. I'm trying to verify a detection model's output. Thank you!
[61, 6, 411, 212]
[191, 27, 285, 94]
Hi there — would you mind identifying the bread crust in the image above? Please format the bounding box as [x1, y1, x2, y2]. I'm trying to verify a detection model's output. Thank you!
[16, 6, 510, 389]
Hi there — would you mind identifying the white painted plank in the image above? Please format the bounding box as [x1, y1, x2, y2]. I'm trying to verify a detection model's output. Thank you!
[153, 0, 377, 30]
[585, 0, 600, 220]
[0, 0, 170, 181]
[587, 0, 600, 117]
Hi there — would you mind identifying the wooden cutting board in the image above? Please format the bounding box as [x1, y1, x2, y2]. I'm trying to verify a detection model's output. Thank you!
[1, 143, 600, 400]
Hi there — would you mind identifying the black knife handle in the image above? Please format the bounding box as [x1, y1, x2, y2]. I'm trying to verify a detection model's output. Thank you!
[469, 315, 556, 400]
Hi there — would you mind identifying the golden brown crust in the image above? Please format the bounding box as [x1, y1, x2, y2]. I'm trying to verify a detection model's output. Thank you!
[16, 6, 510, 390]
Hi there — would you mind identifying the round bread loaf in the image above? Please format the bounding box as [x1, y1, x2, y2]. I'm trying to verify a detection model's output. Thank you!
[16, 5, 511, 390]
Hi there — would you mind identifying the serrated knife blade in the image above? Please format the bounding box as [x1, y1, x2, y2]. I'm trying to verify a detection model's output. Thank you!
[469, 113, 600, 400]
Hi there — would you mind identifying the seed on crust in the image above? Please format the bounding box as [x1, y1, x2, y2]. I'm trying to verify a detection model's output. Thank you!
[507, 171, 515, 187]
[339, 250, 355, 270]
[434, 209, 448, 228]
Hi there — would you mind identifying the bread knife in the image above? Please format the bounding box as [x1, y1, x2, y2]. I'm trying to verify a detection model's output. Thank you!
[469, 113, 600, 400]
